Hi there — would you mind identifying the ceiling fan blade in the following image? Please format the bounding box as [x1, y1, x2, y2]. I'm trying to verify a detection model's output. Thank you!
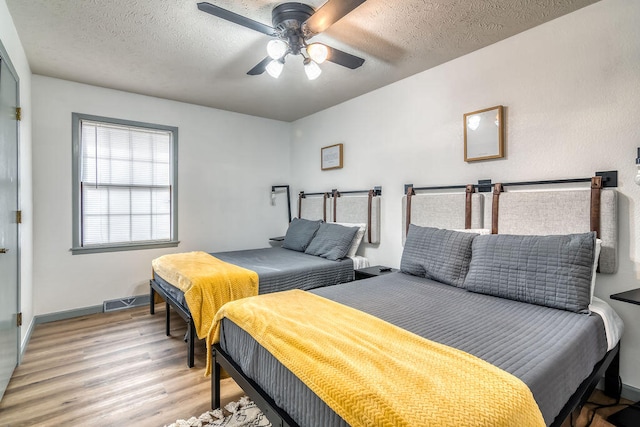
[197, 2, 277, 37]
[247, 57, 272, 75]
[303, 0, 367, 36]
[326, 46, 365, 69]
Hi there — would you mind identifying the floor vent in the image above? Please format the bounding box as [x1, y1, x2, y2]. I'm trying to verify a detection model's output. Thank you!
[103, 294, 150, 312]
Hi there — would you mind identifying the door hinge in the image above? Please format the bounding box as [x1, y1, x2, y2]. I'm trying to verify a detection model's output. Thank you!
[17, 312, 22, 327]
[16, 210, 22, 224]
[15, 107, 21, 121]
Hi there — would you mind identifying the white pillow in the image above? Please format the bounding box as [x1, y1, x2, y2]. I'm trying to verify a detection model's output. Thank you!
[454, 228, 491, 235]
[334, 222, 366, 257]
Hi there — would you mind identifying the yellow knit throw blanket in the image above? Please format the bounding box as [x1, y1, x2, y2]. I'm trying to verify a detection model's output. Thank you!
[151, 251, 258, 341]
[212, 289, 545, 427]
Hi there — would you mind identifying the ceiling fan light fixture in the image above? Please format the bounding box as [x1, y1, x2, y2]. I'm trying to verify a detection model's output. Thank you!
[266, 59, 284, 78]
[304, 58, 322, 80]
[306, 43, 328, 64]
[267, 39, 288, 60]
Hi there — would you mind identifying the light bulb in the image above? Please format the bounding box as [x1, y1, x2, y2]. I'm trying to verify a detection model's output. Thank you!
[267, 40, 288, 60]
[304, 58, 322, 80]
[306, 43, 328, 64]
[266, 60, 284, 78]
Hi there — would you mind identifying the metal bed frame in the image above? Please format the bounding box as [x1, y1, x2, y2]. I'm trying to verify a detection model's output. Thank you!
[150, 278, 197, 367]
[211, 341, 621, 427]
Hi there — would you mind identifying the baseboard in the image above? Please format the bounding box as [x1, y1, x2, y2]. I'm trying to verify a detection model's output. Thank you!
[34, 304, 104, 325]
[622, 383, 640, 402]
[33, 294, 151, 325]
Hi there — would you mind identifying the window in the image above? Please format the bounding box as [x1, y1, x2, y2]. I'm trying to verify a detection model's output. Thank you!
[72, 113, 178, 254]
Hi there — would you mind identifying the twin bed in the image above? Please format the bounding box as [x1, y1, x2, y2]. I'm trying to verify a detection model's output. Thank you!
[208, 174, 624, 427]
[150, 189, 380, 367]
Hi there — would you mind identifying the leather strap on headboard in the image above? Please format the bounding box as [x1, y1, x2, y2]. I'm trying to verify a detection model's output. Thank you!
[367, 189, 374, 243]
[406, 186, 414, 236]
[297, 192, 302, 219]
[322, 192, 329, 222]
[465, 184, 475, 229]
[333, 190, 340, 222]
[491, 183, 503, 234]
[591, 176, 602, 238]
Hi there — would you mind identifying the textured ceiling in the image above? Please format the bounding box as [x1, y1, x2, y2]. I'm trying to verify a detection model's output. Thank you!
[6, 0, 598, 122]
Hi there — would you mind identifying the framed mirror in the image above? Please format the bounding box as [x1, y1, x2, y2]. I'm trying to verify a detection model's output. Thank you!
[464, 105, 504, 162]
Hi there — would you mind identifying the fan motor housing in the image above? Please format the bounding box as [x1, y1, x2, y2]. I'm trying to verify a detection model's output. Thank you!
[272, 3, 314, 30]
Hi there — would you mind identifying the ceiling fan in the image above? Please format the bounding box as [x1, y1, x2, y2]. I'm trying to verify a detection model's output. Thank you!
[197, 1, 367, 80]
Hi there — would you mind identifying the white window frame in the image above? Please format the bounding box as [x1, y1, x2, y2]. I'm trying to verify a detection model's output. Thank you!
[71, 113, 179, 254]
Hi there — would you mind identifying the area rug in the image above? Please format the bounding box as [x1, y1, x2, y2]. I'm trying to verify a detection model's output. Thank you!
[166, 396, 272, 427]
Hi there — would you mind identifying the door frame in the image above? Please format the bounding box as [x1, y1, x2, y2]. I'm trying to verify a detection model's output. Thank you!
[0, 38, 22, 365]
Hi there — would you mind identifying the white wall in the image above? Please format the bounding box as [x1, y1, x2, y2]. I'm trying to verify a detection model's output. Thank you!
[0, 0, 33, 349]
[31, 76, 291, 315]
[291, 0, 640, 391]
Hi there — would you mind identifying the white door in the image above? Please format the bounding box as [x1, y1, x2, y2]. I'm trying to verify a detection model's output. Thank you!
[0, 56, 20, 400]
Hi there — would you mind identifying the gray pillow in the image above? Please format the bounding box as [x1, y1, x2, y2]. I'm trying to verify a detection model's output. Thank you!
[463, 232, 596, 313]
[282, 218, 322, 252]
[305, 223, 359, 261]
[400, 225, 478, 287]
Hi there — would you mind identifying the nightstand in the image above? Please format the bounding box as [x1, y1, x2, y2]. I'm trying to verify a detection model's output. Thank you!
[355, 265, 398, 280]
[607, 288, 640, 427]
[610, 288, 640, 306]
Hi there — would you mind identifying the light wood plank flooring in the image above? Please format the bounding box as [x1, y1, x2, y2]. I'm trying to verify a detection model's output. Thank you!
[0, 304, 631, 427]
[0, 305, 242, 426]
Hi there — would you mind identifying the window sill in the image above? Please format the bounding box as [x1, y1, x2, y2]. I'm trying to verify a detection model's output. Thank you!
[71, 240, 180, 255]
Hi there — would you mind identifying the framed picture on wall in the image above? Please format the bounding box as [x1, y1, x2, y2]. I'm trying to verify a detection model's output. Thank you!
[321, 143, 343, 170]
[464, 105, 504, 162]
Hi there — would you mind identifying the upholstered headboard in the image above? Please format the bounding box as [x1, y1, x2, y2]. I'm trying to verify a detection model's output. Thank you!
[332, 191, 381, 244]
[298, 188, 382, 244]
[401, 188, 485, 245]
[402, 174, 618, 273]
[298, 192, 331, 222]
[483, 187, 617, 273]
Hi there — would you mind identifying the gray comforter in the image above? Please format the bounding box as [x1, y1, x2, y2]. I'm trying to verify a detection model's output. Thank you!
[154, 247, 354, 307]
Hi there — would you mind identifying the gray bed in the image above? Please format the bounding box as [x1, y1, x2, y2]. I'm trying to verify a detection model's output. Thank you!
[218, 272, 609, 426]
[151, 211, 375, 368]
[152, 246, 355, 306]
[151, 246, 356, 367]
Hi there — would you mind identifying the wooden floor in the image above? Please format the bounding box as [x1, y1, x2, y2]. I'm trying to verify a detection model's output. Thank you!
[0, 304, 632, 427]
[0, 305, 243, 427]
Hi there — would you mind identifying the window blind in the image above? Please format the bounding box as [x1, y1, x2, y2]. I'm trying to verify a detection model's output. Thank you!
[80, 120, 173, 246]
